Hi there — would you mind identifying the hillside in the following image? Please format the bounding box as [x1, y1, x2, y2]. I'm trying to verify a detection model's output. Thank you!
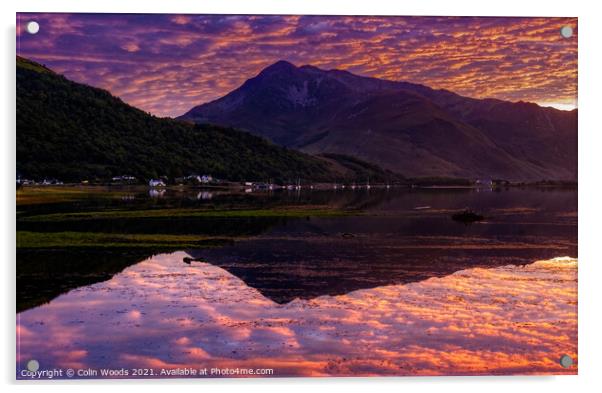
[181, 61, 577, 181]
[17, 56, 394, 184]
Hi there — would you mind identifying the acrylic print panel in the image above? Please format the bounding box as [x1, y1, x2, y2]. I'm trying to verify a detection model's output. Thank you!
[16, 13, 577, 379]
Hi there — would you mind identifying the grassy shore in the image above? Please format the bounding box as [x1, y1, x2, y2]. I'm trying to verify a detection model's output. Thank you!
[16, 231, 234, 249]
[20, 206, 355, 222]
[16, 185, 132, 206]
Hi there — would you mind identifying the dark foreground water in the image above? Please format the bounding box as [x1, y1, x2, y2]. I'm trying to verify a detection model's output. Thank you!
[16, 187, 577, 378]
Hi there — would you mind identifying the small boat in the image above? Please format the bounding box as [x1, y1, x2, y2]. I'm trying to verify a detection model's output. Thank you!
[414, 206, 431, 210]
[451, 209, 484, 223]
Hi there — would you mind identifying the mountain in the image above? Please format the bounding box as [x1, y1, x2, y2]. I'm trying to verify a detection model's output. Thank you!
[180, 60, 577, 181]
[16, 56, 394, 183]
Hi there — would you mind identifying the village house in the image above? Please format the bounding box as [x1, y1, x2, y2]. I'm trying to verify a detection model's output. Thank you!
[148, 179, 166, 187]
[475, 179, 493, 187]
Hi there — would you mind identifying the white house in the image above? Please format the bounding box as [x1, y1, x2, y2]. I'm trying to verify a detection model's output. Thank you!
[149, 179, 166, 187]
[475, 179, 493, 187]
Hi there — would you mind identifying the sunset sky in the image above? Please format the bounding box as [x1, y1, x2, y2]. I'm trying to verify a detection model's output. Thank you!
[17, 13, 578, 117]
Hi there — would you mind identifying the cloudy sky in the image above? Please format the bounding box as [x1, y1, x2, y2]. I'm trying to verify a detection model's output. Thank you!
[17, 13, 577, 117]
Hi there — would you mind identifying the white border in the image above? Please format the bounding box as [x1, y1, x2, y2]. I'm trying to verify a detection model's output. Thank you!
[6, 0, 582, 17]
[2, 1, 601, 392]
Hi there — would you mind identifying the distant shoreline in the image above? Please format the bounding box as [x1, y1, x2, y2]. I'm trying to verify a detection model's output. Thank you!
[16, 181, 578, 192]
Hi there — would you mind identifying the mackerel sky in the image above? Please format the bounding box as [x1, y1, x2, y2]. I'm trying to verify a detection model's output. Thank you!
[17, 13, 578, 117]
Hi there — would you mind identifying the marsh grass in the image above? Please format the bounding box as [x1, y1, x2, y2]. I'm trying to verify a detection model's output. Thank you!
[21, 206, 355, 222]
[16, 186, 129, 206]
[17, 231, 234, 249]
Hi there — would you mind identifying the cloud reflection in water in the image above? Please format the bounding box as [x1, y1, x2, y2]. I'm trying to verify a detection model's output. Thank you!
[17, 252, 577, 377]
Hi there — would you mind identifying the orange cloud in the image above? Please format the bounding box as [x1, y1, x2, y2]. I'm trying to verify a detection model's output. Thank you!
[16, 14, 577, 117]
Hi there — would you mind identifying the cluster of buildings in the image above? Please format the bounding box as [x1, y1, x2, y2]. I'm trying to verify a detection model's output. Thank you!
[111, 175, 137, 183]
[16, 172, 218, 188]
[173, 174, 214, 185]
[108, 174, 216, 188]
[148, 174, 216, 188]
[16, 177, 63, 186]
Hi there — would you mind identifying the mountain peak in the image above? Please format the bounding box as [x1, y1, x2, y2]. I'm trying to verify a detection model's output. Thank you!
[260, 60, 298, 74]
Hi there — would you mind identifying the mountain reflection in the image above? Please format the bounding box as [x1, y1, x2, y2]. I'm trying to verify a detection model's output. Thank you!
[17, 251, 577, 377]
[187, 234, 571, 304]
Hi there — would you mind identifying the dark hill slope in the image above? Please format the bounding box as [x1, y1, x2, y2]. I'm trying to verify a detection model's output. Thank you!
[17, 56, 389, 183]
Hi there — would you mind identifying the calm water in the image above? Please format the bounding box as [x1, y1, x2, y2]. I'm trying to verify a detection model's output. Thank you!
[16, 187, 578, 378]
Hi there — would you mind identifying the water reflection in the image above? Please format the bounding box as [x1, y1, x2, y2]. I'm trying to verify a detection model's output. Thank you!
[149, 189, 166, 198]
[188, 232, 572, 304]
[17, 188, 577, 310]
[197, 191, 213, 200]
[17, 251, 577, 377]
[16, 187, 578, 377]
